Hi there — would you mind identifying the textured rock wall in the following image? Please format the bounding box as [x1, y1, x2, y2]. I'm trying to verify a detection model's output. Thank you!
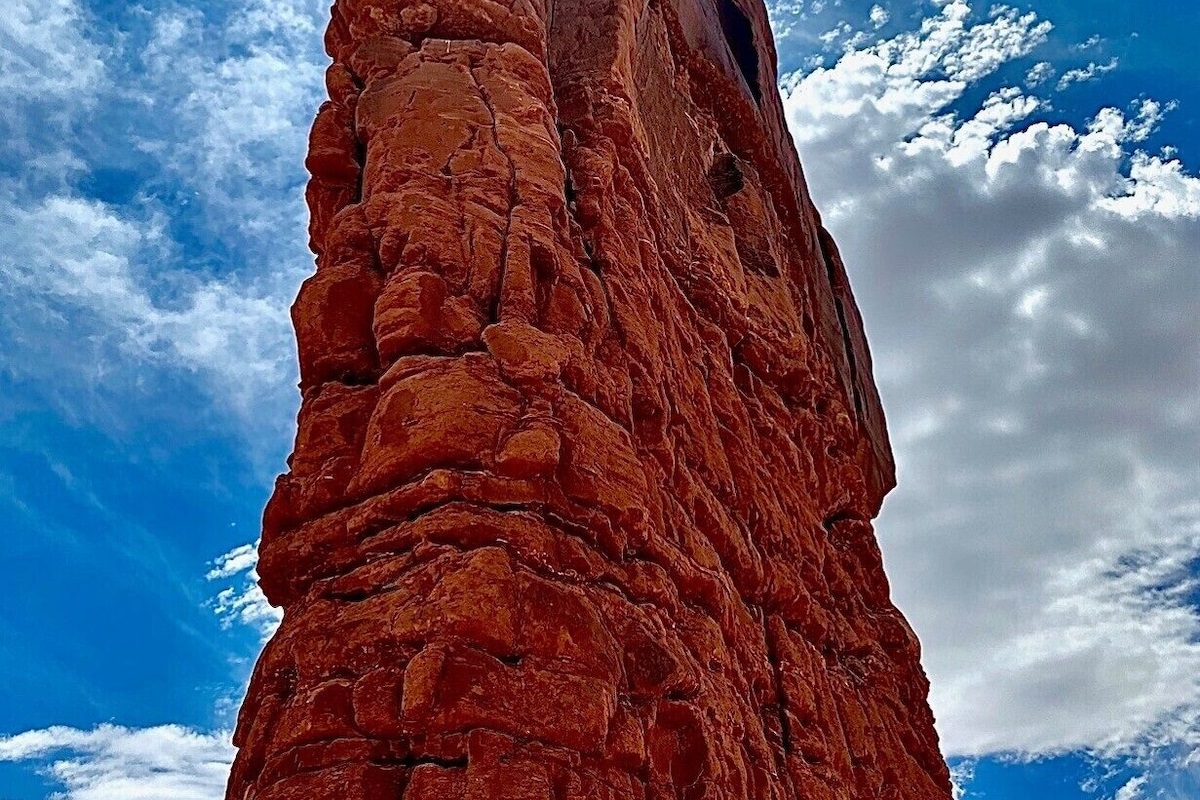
[228, 1, 952, 798]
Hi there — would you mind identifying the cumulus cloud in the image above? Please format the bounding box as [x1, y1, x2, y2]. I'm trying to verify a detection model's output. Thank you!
[1113, 774, 1148, 800]
[782, 0, 1200, 774]
[3, 0, 1198, 797]
[1024, 60, 1055, 88]
[949, 759, 975, 800]
[0, 541, 278, 800]
[0, 539, 280, 800]
[0, 725, 231, 800]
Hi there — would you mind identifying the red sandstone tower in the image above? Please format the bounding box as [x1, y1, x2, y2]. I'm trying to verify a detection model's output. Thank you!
[227, 2, 952, 798]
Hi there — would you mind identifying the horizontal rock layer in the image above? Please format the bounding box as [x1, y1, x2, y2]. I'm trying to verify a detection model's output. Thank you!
[227, 1, 951, 798]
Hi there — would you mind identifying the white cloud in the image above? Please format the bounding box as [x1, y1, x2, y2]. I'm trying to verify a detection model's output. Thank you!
[0, 0, 105, 100]
[2, 0, 1197, 796]
[0, 725, 232, 800]
[0, 0, 109, 187]
[139, 1, 327, 254]
[0, 194, 294, 414]
[0, 537, 280, 799]
[782, 0, 1200, 772]
[948, 759, 975, 799]
[1025, 60, 1055, 87]
[1057, 57, 1120, 91]
[0, 537, 280, 800]
[1113, 774, 1147, 800]
[0, 0, 330, 426]
[0, 536, 282, 799]
[869, 4, 889, 29]
[207, 541, 282, 640]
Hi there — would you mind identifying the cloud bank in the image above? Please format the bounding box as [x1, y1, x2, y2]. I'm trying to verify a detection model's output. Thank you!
[781, 0, 1199, 775]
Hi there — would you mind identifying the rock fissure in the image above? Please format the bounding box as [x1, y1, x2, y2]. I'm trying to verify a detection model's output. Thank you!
[467, 62, 522, 326]
[818, 231, 865, 423]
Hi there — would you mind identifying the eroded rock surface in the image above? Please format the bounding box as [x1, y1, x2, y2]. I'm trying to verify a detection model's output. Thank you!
[228, 1, 952, 798]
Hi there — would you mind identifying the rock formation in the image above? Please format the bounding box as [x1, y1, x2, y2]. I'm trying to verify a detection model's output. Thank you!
[228, 1, 952, 798]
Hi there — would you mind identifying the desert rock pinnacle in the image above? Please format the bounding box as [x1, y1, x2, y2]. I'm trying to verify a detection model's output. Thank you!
[227, 2, 952, 798]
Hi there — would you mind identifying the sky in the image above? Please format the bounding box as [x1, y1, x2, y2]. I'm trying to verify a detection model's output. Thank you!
[0, 1, 1196, 798]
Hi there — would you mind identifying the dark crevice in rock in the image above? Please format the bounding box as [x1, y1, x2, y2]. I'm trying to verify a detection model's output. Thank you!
[708, 153, 745, 200]
[717, 0, 762, 102]
[818, 229, 866, 423]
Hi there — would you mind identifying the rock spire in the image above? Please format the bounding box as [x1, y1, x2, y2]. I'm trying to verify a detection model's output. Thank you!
[227, 1, 952, 798]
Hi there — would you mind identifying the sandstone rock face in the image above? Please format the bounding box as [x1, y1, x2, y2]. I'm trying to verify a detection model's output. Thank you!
[228, 1, 952, 798]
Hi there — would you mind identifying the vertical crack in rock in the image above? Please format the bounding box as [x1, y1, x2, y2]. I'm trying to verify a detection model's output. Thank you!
[467, 62, 519, 325]
[717, 0, 762, 102]
[819, 229, 865, 422]
[228, 2, 952, 799]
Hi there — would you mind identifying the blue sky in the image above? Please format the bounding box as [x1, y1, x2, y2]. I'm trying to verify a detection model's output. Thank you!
[0, 1, 1196, 798]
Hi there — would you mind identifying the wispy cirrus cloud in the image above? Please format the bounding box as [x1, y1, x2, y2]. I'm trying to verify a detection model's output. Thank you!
[135, 0, 327, 255]
[0, 2, 320, 789]
[0, 0, 108, 188]
[0, 193, 294, 414]
[1057, 57, 1120, 91]
[207, 541, 281, 641]
[0, 0, 329, 431]
[0, 1, 105, 99]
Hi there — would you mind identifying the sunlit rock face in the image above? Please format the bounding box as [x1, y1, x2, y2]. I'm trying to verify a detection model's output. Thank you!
[227, 2, 952, 798]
